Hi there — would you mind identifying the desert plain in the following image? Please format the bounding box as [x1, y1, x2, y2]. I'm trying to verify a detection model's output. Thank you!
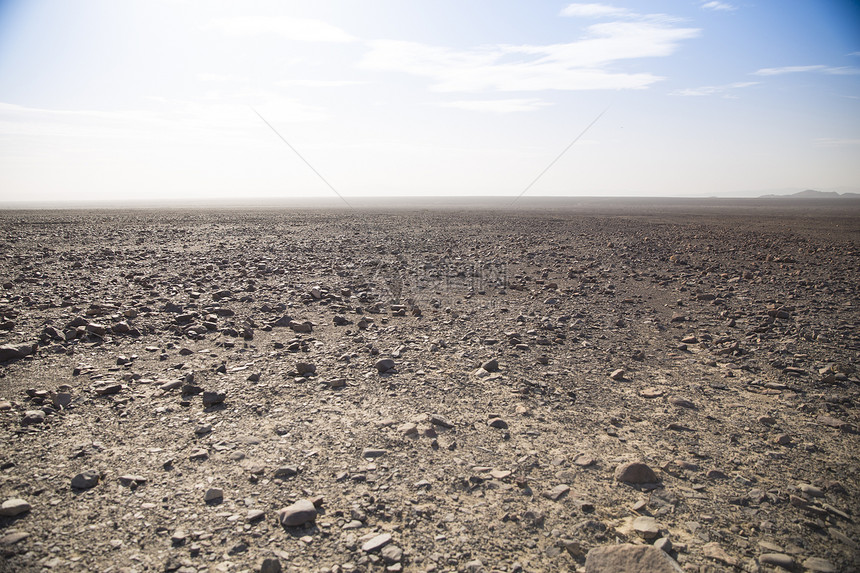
[0, 197, 858, 573]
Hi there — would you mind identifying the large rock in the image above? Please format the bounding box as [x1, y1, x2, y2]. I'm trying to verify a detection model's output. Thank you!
[614, 461, 658, 484]
[585, 544, 683, 572]
[0, 343, 36, 362]
[278, 499, 317, 527]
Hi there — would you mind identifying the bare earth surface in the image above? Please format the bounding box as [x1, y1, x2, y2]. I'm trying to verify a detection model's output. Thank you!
[1, 199, 858, 573]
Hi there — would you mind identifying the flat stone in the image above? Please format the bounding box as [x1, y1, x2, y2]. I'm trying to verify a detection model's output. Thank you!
[381, 544, 403, 563]
[488, 417, 508, 429]
[204, 488, 223, 502]
[817, 415, 852, 432]
[585, 543, 683, 572]
[246, 509, 266, 522]
[0, 498, 31, 517]
[430, 414, 454, 428]
[93, 383, 122, 395]
[759, 553, 794, 569]
[21, 410, 46, 425]
[361, 532, 392, 552]
[274, 466, 299, 478]
[802, 557, 837, 572]
[362, 448, 388, 459]
[702, 542, 737, 566]
[615, 461, 658, 484]
[640, 387, 663, 398]
[668, 396, 696, 409]
[278, 499, 317, 527]
[0, 531, 30, 545]
[0, 342, 35, 362]
[542, 484, 570, 501]
[71, 470, 100, 489]
[633, 516, 660, 540]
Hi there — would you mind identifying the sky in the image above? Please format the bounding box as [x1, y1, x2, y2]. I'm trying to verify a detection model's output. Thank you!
[1, 0, 859, 203]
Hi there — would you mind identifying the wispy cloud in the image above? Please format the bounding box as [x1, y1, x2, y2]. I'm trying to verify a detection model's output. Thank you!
[670, 81, 758, 97]
[701, 1, 737, 11]
[439, 99, 552, 113]
[560, 3, 630, 18]
[0, 98, 327, 144]
[360, 19, 699, 93]
[206, 17, 355, 43]
[754, 65, 860, 76]
[196, 73, 246, 83]
[277, 79, 367, 88]
[814, 137, 860, 147]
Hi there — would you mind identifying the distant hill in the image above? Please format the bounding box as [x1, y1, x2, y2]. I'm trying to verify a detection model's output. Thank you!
[760, 189, 860, 199]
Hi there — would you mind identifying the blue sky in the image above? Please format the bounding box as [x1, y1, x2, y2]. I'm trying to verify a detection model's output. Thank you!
[1, 0, 858, 202]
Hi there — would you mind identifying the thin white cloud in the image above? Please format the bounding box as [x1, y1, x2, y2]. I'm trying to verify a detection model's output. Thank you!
[360, 19, 699, 93]
[754, 65, 860, 76]
[560, 3, 630, 18]
[439, 99, 552, 113]
[206, 17, 355, 43]
[670, 81, 758, 97]
[701, 1, 737, 11]
[0, 98, 327, 143]
[814, 137, 860, 147]
[196, 73, 246, 83]
[277, 79, 367, 88]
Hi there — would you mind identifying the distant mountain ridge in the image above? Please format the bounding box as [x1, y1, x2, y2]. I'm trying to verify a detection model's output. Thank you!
[760, 189, 860, 199]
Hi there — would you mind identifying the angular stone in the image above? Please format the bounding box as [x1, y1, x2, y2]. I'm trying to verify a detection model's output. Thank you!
[585, 543, 683, 572]
[274, 466, 298, 478]
[0, 498, 31, 517]
[542, 484, 570, 501]
[296, 362, 316, 375]
[71, 470, 100, 489]
[633, 516, 660, 540]
[609, 369, 625, 381]
[202, 390, 226, 407]
[260, 557, 283, 573]
[21, 410, 46, 425]
[204, 488, 223, 502]
[361, 532, 392, 552]
[374, 359, 396, 373]
[481, 359, 499, 372]
[381, 544, 403, 563]
[278, 499, 317, 527]
[615, 461, 658, 484]
[0, 343, 36, 362]
[702, 542, 737, 566]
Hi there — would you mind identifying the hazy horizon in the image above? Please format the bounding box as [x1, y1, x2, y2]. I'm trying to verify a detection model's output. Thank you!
[1, 1, 859, 203]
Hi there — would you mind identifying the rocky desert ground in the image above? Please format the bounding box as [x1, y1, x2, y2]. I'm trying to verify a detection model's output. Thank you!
[0, 198, 858, 573]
